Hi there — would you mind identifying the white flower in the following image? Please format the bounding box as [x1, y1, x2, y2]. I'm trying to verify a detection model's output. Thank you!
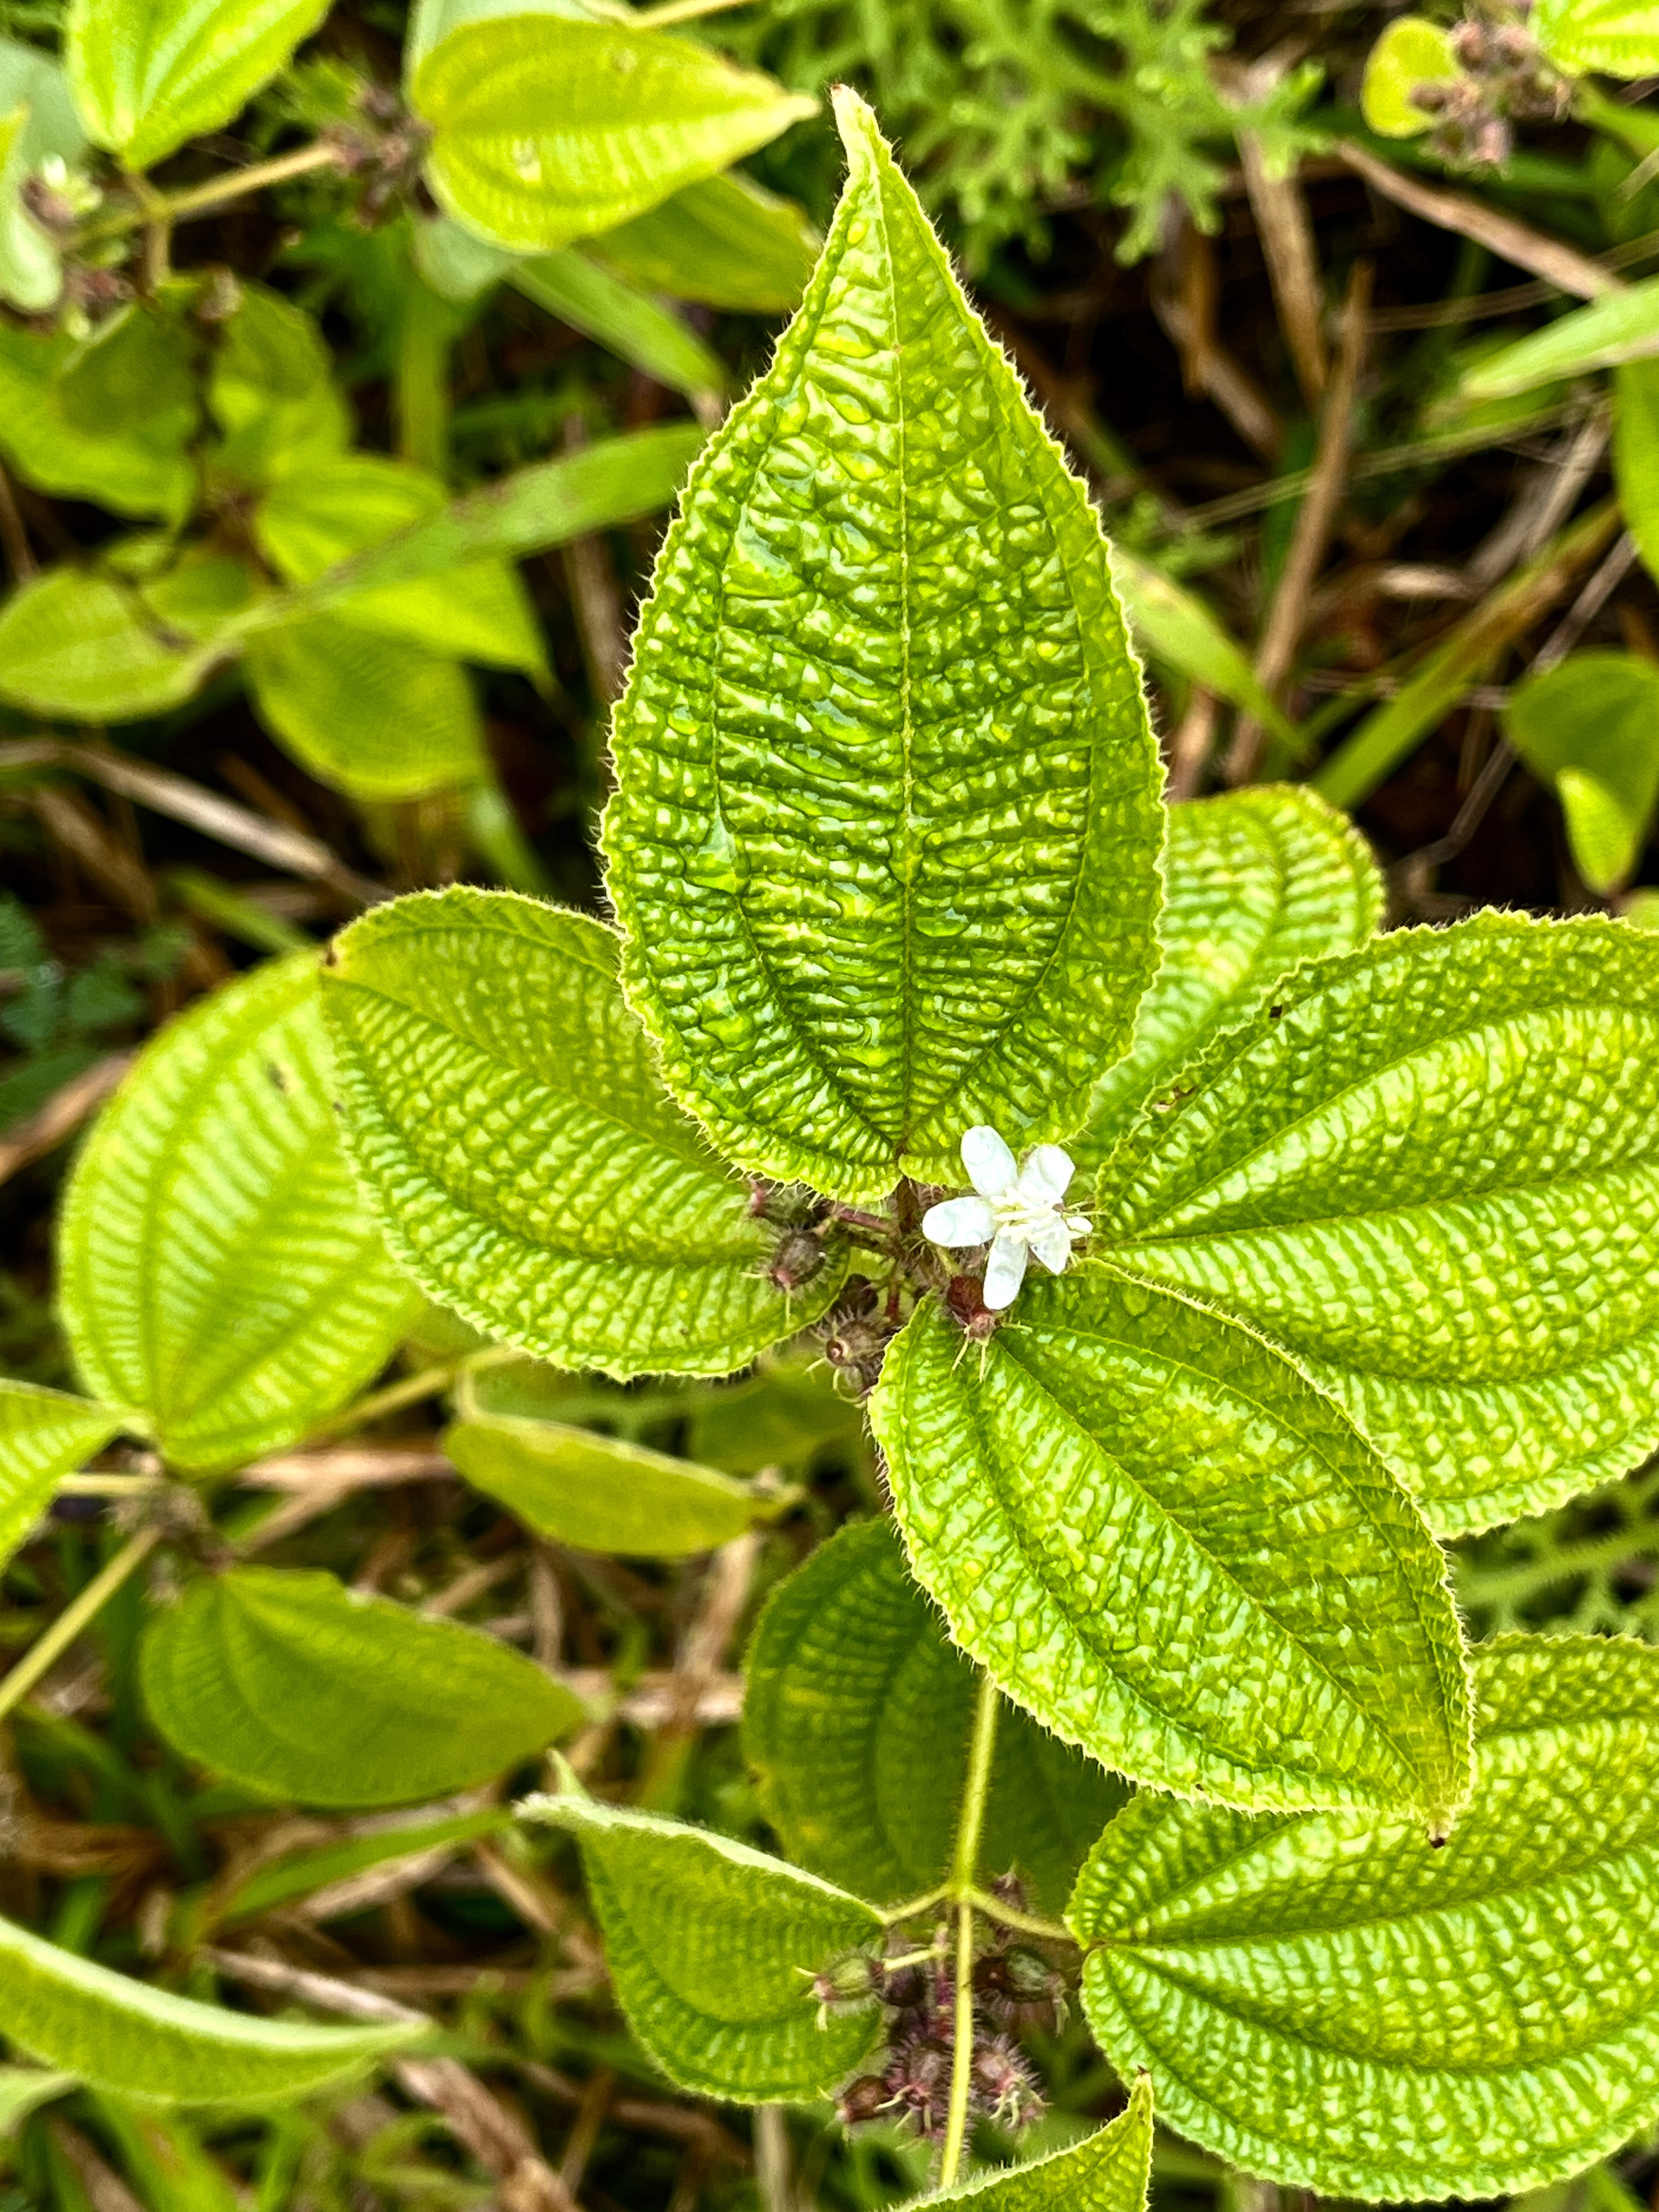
[921, 1126, 1090, 1311]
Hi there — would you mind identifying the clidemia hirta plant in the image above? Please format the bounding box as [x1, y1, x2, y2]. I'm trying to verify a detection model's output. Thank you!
[9, 86, 1659, 2212]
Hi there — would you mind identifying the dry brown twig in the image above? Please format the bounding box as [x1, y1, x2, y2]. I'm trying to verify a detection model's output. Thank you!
[1338, 141, 1622, 299]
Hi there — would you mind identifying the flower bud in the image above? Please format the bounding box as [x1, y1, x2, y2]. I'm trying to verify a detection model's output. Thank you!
[811, 1948, 884, 2010]
[836, 2074, 890, 2127]
[769, 1227, 826, 1293]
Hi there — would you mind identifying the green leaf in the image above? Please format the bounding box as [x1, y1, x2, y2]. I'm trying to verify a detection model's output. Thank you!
[1108, 550, 1296, 744]
[744, 1520, 1127, 1910]
[0, 40, 84, 314]
[588, 171, 820, 314]
[1616, 358, 1659, 589]
[689, 1353, 861, 1474]
[524, 1794, 882, 2100]
[258, 422, 702, 627]
[1073, 786, 1383, 1169]
[55, 303, 196, 435]
[0, 556, 254, 721]
[1360, 18, 1462, 137]
[1504, 651, 1659, 891]
[58, 954, 419, 1475]
[511, 251, 725, 399]
[414, 15, 815, 253]
[1537, 0, 1659, 76]
[0, 324, 194, 521]
[208, 281, 350, 487]
[604, 91, 1164, 1204]
[0, 1908, 417, 2105]
[320, 887, 847, 1379]
[932, 2076, 1152, 2210]
[66, 0, 330, 170]
[255, 453, 545, 675]
[1093, 911, 1659, 1534]
[1463, 275, 1659, 399]
[244, 616, 487, 801]
[871, 1275, 1471, 1824]
[445, 1414, 790, 1555]
[142, 1564, 584, 1807]
[0, 1380, 127, 1570]
[0, 2066, 76, 2136]
[1070, 1635, 1659, 2202]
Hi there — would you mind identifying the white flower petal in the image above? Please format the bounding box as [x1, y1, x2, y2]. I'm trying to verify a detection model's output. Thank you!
[1029, 1220, 1075, 1273]
[1064, 1214, 1091, 1237]
[982, 1229, 1030, 1310]
[1018, 1144, 1075, 1204]
[922, 1195, 997, 1247]
[961, 1125, 1018, 1199]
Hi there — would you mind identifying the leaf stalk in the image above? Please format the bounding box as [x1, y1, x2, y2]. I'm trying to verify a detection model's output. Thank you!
[939, 1673, 1001, 2190]
[0, 1527, 161, 1725]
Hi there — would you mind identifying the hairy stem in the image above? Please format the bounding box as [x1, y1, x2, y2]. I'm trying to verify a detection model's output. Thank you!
[959, 1888, 1076, 1946]
[0, 1527, 161, 1724]
[939, 1673, 1001, 2189]
[75, 141, 346, 246]
[877, 1883, 952, 1927]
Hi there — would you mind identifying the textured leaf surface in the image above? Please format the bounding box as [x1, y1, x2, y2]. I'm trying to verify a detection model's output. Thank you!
[744, 1520, 1126, 1909]
[934, 2076, 1152, 2210]
[589, 172, 819, 313]
[66, 0, 329, 167]
[511, 251, 725, 399]
[872, 1276, 1470, 1822]
[528, 1796, 881, 2100]
[0, 1381, 126, 1570]
[415, 15, 814, 252]
[1536, 0, 1659, 74]
[1504, 651, 1659, 891]
[256, 454, 544, 674]
[1075, 787, 1382, 1165]
[142, 1565, 583, 1806]
[0, 1909, 416, 2106]
[58, 955, 418, 1474]
[1070, 1636, 1659, 2201]
[445, 1414, 788, 1555]
[604, 92, 1163, 1201]
[245, 616, 487, 800]
[1094, 912, 1659, 1533]
[321, 888, 844, 1379]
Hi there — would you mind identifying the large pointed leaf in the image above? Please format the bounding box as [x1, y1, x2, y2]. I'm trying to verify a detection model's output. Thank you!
[603, 91, 1164, 1204]
[445, 1414, 791, 1555]
[320, 888, 847, 1379]
[0, 1380, 127, 1570]
[1075, 786, 1383, 1165]
[933, 2076, 1152, 2210]
[1070, 1636, 1659, 2202]
[58, 955, 419, 1475]
[141, 1565, 584, 1806]
[1093, 912, 1659, 1534]
[871, 1274, 1471, 1824]
[66, 0, 330, 169]
[525, 1795, 882, 2101]
[744, 1520, 1126, 1910]
[0, 1910, 417, 2106]
[414, 15, 815, 253]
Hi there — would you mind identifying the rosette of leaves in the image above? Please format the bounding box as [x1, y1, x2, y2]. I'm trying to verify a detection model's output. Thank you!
[313, 91, 1659, 2199]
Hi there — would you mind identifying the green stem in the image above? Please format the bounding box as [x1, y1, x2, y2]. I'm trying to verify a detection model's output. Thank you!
[0, 1528, 161, 1725]
[75, 140, 345, 246]
[302, 1344, 518, 1443]
[877, 1883, 952, 1927]
[958, 1889, 1076, 1946]
[56, 1475, 166, 1498]
[634, 0, 752, 22]
[939, 1675, 1001, 2191]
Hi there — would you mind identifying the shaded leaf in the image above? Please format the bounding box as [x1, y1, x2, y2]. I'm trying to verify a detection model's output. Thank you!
[320, 888, 847, 1379]
[1463, 275, 1659, 398]
[1110, 549, 1295, 743]
[1070, 1636, 1659, 2200]
[588, 171, 820, 314]
[0, 1909, 417, 2105]
[0, 1380, 126, 1570]
[744, 1520, 1127, 1910]
[446, 1414, 789, 1555]
[1094, 912, 1659, 1533]
[0, 557, 254, 720]
[1074, 786, 1383, 1166]
[414, 14, 815, 253]
[933, 2076, 1152, 2209]
[524, 1794, 882, 2101]
[871, 1275, 1471, 1824]
[0, 2067, 76, 2136]
[142, 1565, 584, 1807]
[0, 324, 194, 520]
[511, 250, 725, 399]
[66, 0, 330, 169]
[58, 954, 419, 1475]
[1504, 650, 1659, 891]
[0, 40, 84, 314]
[208, 282, 350, 487]
[689, 1354, 861, 1474]
[1616, 358, 1659, 589]
[245, 614, 488, 800]
[55, 303, 196, 435]
[604, 91, 1164, 1203]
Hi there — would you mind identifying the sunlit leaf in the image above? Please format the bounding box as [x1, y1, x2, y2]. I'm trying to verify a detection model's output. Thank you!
[0, 1380, 127, 1571]
[1360, 17, 1462, 137]
[932, 2076, 1153, 2210]
[66, 0, 331, 169]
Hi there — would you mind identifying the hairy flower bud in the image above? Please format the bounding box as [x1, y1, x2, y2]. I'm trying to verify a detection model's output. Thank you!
[769, 1227, 827, 1293]
[837, 2074, 890, 2127]
[811, 1948, 884, 2014]
[970, 2034, 1045, 2129]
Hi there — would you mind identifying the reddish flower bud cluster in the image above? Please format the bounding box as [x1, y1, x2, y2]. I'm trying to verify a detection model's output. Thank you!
[1412, 4, 1567, 170]
[814, 1276, 895, 1393]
